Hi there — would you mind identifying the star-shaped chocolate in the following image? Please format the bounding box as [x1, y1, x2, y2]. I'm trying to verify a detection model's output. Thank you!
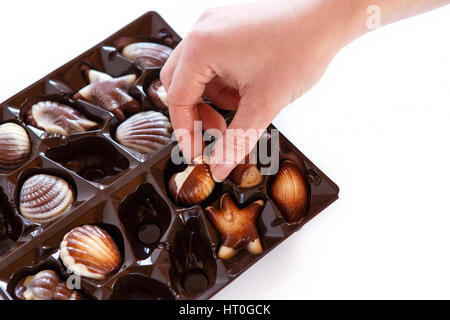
[205, 193, 264, 260]
[74, 69, 140, 121]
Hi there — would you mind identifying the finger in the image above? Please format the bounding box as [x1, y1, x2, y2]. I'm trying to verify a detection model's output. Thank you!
[160, 41, 184, 90]
[209, 91, 276, 182]
[166, 48, 216, 161]
[205, 77, 240, 110]
[198, 103, 227, 133]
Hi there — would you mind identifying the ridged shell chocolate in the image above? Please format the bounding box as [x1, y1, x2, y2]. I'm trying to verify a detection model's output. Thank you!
[26, 101, 98, 135]
[122, 42, 173, 68]
[60, 225, 122, 280]
[0, 123, 31, 170]
[19, 174, 74, 223]
[147, 79, 168, 110]
[115, 111, 172, 154]
[270, 160, 308, 223]
[168, 157, 215, 207]
[15, 270, 84, 300]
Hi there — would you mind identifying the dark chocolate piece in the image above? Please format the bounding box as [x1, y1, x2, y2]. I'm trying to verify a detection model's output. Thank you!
[205, 194, 264, 260]
[271, 160, 308, 223]
[74, 69, 140, 122]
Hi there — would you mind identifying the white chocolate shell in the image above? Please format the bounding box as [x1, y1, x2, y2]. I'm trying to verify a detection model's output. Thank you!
[122, 42, 173, 68]
[60, 225, 122, 280]
[0, 123, 31, 170]
[17, 270, 84, 300]
[19, 174, 74, 223]
[168, 156, 215, 206]
[115, 111, 172, 154]
[28, 101, 98, 135]
[147, 79, 168, 110]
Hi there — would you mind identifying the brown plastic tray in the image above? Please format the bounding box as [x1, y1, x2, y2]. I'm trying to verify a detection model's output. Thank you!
[0, 11, 339, 300]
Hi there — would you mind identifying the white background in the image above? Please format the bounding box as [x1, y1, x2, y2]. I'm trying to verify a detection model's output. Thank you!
[0, 1, 449, 299]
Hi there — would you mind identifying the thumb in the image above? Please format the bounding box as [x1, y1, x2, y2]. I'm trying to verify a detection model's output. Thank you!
[209, 92, 274, 182]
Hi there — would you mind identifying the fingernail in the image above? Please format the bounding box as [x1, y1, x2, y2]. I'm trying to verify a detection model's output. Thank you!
[211, 165, 226, 183]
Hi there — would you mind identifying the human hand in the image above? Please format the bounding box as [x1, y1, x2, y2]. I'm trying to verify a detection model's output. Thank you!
[161, 0, 448, 182]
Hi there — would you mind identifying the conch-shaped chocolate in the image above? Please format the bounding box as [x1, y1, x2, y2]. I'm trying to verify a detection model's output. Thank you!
[147, 78, 168, 110]
[122, 42, 173, 68]
[74, 69, 140, 122]
[205, 194, 264, 260]
[168, 156, 215, 207]
[60, 225, 122, 280]
[115, 111, 172, 154]
[15, 270, 84, 300]
[270, 160, 308, 223]
[25, 101, 98, 135]
[229, 164, 263, 188]
[0, 123, 31, 170]
[19, 174, 74, 223]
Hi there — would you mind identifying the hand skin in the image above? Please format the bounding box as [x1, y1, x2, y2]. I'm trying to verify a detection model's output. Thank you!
[161, 0, 450, 182]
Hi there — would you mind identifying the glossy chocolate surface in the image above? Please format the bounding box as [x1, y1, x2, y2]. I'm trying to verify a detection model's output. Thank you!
[0, 12, 338, 300]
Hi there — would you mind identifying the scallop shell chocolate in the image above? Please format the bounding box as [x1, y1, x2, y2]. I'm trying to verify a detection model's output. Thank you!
[121, 42, 173, 68]
[270, 160, 308, 223]
[26, 101, 98, 135]
[60, 225, 122, 280]
[15, 270, 84, 300]
[168, 156, 215, 207]
[115, 111, 172, 154]
[0, 123, 31, 170]
[19, 174, 74, 223]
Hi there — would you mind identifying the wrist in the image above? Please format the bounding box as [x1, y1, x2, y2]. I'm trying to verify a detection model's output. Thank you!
[330, 0, 372, 47]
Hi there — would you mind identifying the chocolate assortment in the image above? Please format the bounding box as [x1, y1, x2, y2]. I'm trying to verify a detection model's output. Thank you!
[0, 12, 338, 300]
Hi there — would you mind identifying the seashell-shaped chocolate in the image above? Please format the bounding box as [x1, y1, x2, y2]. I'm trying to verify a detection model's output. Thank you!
[122, 42, 173, 69]
[168, 156, 215, 207]
[270, 160, 308, 223]
[147, 78, 168, 110]
[60, 225, 122, 280]
[115, 111, 172, 154]
[230, 164, 263, 188]
[15, 270, 84, 300]
[74, 69, 140, 122]
[19, 174, 74, 223]
[0, 123, 31, 170]
[26, 101, 99, 135]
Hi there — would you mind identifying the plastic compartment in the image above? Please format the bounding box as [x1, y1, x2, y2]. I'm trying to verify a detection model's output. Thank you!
[45, 136, 131, 185]
[118, 183, 173, 260]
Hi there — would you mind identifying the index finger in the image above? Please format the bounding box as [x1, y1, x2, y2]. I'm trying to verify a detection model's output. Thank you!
[166, 47, 216, 162]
